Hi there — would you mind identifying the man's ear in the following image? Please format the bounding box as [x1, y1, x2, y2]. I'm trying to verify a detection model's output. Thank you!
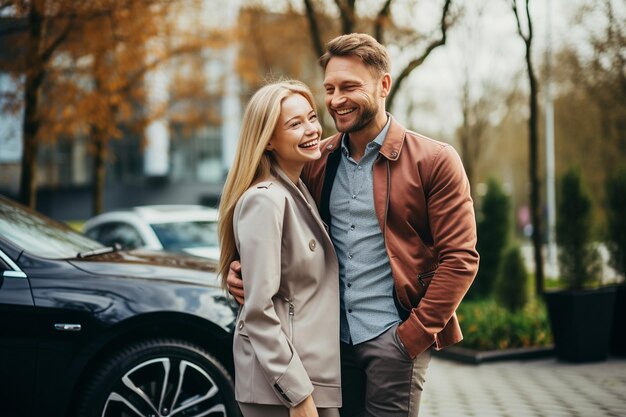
[380, 73, 392, 98]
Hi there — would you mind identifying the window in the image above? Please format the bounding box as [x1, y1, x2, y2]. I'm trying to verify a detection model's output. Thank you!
[85, 222, 145, 250]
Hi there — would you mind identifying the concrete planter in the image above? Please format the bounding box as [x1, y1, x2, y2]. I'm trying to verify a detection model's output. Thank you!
[611, 284, 626, 356]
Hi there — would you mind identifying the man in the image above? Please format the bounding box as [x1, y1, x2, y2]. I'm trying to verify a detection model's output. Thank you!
[228, 33, 479, 417]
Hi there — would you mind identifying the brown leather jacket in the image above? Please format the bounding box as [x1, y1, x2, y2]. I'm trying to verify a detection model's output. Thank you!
[301, 116, 479, 359]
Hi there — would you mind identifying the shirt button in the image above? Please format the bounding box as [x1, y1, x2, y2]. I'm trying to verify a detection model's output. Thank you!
[350, 225, 355, 231]
[352, 194, 356, 199]
[358, 166, 362, 170]
[348, 309, 353, 313]
[347, 283, 352, 288]
[348, 253, 353, 259]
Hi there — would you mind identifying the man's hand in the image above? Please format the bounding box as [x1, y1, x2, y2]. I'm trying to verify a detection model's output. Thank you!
[290, 395, 318, 417]
[226, 260, 244, 304]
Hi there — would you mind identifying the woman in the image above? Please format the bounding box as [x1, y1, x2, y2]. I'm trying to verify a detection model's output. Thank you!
[218, 80, 341, 417]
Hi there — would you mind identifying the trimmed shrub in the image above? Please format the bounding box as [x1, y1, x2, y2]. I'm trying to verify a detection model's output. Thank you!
[457, 299, 552, 350]
[556, 168, 602, 289]
[472, 178, 511, 298]
[495, 245, 529, 312]
[606, 168, 626, 278]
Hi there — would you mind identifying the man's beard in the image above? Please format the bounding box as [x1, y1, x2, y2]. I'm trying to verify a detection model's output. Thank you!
[333, 99, 379, 134]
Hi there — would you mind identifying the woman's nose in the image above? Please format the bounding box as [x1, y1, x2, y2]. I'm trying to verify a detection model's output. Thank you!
[305, 120, 319, 133]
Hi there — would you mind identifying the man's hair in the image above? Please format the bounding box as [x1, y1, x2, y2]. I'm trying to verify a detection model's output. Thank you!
[319, 33, 390, 76]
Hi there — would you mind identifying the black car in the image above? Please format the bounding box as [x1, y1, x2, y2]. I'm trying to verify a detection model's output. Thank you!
[0, 195, 240, 417]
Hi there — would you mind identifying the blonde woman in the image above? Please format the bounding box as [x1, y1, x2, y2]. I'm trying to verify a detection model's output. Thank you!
[218, 80, 341, 417]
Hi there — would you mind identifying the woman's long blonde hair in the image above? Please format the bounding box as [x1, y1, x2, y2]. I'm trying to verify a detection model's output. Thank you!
[217, 80, 318, 288]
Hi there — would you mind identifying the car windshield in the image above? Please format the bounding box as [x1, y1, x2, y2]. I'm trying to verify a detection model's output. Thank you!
[150, 221, 219, 251]
[0, 197, 104, 259]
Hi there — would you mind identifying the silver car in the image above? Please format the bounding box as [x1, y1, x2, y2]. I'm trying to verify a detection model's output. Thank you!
[83, 205, 220, 261]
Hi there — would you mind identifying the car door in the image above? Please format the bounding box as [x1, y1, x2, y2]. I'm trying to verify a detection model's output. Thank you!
[0, 248, 37, 417]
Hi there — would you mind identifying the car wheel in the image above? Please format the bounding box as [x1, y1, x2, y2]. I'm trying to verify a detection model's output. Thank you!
[76, 338, 239, 417]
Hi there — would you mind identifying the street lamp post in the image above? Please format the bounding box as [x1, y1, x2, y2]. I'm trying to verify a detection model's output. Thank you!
[545, 0, 558, 278]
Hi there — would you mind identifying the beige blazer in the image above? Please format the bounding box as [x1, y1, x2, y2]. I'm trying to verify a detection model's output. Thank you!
[233, 166, 341, 408]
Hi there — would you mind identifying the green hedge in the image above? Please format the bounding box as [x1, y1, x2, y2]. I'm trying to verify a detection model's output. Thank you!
[456, 298, 552, 350]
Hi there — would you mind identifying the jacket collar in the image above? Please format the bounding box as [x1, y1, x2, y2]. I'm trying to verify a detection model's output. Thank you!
[321, 113, 405, 161]
[378, 114, 405, 161]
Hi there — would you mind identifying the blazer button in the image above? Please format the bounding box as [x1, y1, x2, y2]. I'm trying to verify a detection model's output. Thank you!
[391, 150, 398, 157]
[309, 239, 316, 251]
[238, 320, 244, 330]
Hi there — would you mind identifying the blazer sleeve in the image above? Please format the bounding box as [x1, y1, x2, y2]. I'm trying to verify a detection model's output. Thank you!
[234, 189, 313, 407]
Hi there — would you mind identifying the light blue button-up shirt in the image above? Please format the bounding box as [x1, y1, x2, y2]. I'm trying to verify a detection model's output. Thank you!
[329, 117, 401, 344]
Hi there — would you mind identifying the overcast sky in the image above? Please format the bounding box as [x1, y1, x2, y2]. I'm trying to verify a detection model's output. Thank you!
[392, 0, 622, 140]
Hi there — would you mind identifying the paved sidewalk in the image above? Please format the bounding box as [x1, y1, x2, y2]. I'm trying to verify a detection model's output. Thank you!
[420, 356, 626, 417]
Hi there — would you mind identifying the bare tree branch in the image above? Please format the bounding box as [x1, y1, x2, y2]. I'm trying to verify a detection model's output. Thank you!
[40, 20, 74, 63]
[388, 0, 452, 109]
[302, 0, 324, 58]
[334, 0, 355, 34]
[0, 21, 28, 38]
[510, 0, 531, 46]
[119, 42, 211, 95]
[374, 0, 393, 42]
[511, 0, 544, 293]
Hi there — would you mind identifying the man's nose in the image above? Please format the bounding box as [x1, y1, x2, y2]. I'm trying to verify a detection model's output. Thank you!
[328, 91, 346, 107]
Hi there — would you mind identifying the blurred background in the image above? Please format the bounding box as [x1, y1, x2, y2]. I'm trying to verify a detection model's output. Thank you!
[0, 0, 624, 288]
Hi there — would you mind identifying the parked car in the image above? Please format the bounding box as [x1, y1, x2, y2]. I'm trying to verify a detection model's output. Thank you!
[83, 205, 220, 261]
[0, 195, 239, 417]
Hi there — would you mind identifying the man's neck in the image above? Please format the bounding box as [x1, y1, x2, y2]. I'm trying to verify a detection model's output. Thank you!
[346, 112, 389, 161]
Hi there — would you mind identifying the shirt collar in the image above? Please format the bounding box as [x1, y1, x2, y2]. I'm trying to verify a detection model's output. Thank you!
[340, 115, 391, 156]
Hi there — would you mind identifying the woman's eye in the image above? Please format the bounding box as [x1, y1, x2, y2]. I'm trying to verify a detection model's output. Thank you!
[290, 121, 301, 128]
[310, 114, 318, 121]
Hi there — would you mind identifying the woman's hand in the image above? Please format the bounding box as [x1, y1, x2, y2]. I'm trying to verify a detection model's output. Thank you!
[290, 395, 318, 417]
[226, 260, 245, 304]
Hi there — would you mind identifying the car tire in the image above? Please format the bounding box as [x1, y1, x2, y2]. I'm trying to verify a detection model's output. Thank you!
[76, 338, 240, 417]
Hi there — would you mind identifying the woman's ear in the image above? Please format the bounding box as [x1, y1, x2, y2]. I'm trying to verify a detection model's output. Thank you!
[265, 141, 274, 151]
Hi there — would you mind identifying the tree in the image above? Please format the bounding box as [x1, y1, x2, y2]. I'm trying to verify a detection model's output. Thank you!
[300, 0, 457, 111]
[495, 245, 528, 312]
[606, 168, 626, 278]
[473, 178, 511, 299]
[1, 0, 227, 213]
[509, 0, 544, 295]
[64, 0, 227, 214]
[1, 0, 76, 208]
[457, 78, 503, 194]
[556, 168, 601, 290]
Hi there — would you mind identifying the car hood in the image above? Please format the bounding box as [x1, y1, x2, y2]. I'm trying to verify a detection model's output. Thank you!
[68, 249, 221, 287]
[181, 246, 220, 261]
